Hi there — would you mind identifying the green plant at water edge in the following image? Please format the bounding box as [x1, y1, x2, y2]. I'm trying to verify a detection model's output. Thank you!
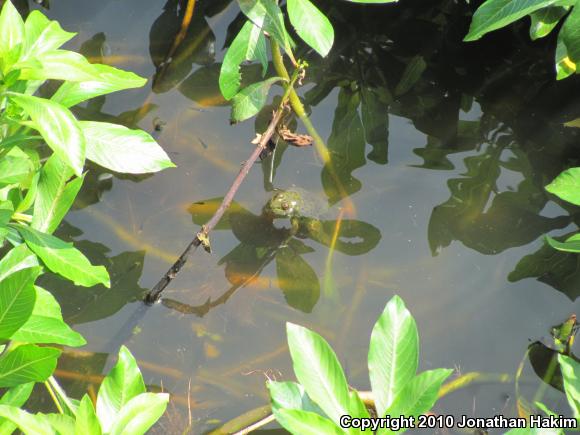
[0, 0, 173, 431]
[464, 0, 580, 79]
[267, 295, 452, 434]
[0, 345, 168, 435]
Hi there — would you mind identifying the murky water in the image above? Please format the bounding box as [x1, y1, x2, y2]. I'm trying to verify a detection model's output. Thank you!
[20, 0, 580, 433]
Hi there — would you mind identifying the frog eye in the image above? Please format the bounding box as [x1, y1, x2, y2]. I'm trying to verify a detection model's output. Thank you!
[281, 202, 289, 210]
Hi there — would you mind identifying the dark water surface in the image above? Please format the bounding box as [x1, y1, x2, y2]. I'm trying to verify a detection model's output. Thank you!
[19, 0, 580, 432]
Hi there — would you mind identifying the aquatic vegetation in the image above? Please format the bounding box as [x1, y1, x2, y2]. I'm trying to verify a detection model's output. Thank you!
[267, 295, 452, 434]
[0, 0, 173, 430]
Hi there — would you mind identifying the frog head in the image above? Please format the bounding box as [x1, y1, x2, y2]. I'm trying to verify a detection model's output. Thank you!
[264, 190, 303, 218]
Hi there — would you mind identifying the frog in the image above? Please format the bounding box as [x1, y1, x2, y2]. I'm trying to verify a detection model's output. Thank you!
[263, 189, 310, 219]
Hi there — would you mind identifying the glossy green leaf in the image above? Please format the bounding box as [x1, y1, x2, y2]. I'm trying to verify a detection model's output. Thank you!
[0, 156, 32, 187]
[75, 395, 102, 435]
[16, 49, 99, 82]
[0, 0, 24, 73]
[546, 234, 580, 253]
[559, 354, 580, 417]
[268, 381, 326, 417]
[45, 413, 75, 435]
[15, 224, 110, 288]
[286, 322, 350, 425]
[0, 405, 54, 434]
[32, 155, 79, 234]
[561, 3, 580, 63]
[219, 20, 267, 100]
[97, 345, 146, 433]
[378, 369, 453, 434]
[465, 0, 559, 41]
[0, 245, 38, 283]
[368, 295, 419, 417]
[108, 393, 169, 435]
[556, 30, 577, 80]
[275, 247, 320, 313]
[231, 77, 284, 123]
[0, 268, 40, 340]
[11, 286, 86, 346]
[0, 344, 61, 387]
[22, 11, 75, 59]
[238, 0, 292, 53]
[275, 409, 343, 435]
[51, 63, 147, 108]
[80, 121, 175, 174]
[546, 167, 580, 205]
[0, 383, 34, 407]
[287, 0, 334, 57]
[529, 6, 569, 40]
[9, 94, 85, 176]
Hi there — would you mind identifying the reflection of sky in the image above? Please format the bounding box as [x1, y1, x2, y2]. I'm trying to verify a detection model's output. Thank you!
[31, 0, 580, 430]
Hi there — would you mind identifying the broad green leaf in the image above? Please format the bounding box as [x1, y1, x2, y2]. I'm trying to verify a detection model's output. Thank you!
[45, 413, 75, 435]
[11, 286, 86, 346]
[15, 224, 110, 288]
[22, 11, 75, 59]
[286, 322, 350, 425]
[546, 234, 580, 253]
[16, 49, 100, 82]
[0, 0, 24, 73]
[97, 346, 146, 433]
[287, 0, 334, 57]
[238, 0, 292, 53]
[368, 295, 419, 417]
[9, 94, 85, 176]
[0, 405, 54, 434]
[0, 268, 40, 340]
[378, 369, 453, 435]
[219, 20, 267, 100]
[348, 390, 370, 419]
[51, 64, 147, 108]
[0, 383, 34, 407]
[546, 167, 580, 205]
[268, 381, 326, 417]
[0, 202, 12, 244]
[465, 0, 560, 41]
[75, 395, 102, 435]
[556, 30, 577, 80]
[559, 355, 580, 417]
[275, 409, 343, 435]
[16, 172, 39, 213]
[108, 393, 169, 435]
[80, 121, 175, 174]
[0, 344, 61, 387]
[529, 6, 569, 40]
[231, 77, 284, 123]
[0, 245, 38, 283]
[275, 247, 320, 313]
[32, 155, 80, 234]
[561, 3, 580, 63]
[0, 156, 32, 187]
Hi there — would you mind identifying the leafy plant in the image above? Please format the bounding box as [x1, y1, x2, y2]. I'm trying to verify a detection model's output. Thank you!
[465, 0, 580, 79]
[268, 295, 452, 434]
[0, 0, 173, 429]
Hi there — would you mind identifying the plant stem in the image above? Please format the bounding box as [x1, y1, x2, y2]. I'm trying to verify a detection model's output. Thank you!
[44, 380, 64, 414]
[12, 212, 32, 223]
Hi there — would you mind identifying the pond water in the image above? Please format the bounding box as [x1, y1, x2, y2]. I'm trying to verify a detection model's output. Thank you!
[19, 0, 580, 433]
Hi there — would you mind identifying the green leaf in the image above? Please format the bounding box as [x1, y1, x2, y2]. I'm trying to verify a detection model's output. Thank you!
[348, 390, 370, 419]
[546, 234, 580, 253]
[231, 77, 284, 123]
[556, 30, 577, 80]
[96, 345, 146, 433]
[529, 6, 569, 40]
[464, 0, 560, 41]
[268, 381, 326, 416]
[286, 322, 350, 425]
[378, 369, 453, 435]
[546, 167, 580, 205]
[0, 405, 54, 434]
[238, 0, 292, 53]
[0, 383, 34, 407]
[219, 20, 267, 100]
[275, 247, 320, 313]
[22, 11, 75, 59]
[344, 0, 398, 2]
[368, 295, 419, 417]
[287, 0, 334, 57]
[275, 409, 343, 435]
[9, 94, 85, 176]
[0, 0, 24, 73]
[80, 121, 175, 174]
[0, 344, 61, 387]
[76, 395, 102, 435]
[16, 49, 100, 82]
[45, 413, 75, 435]
[16, 172, 39, 214]
[107, 393, 169, 435]
[0, 156, 32, 187]
[395, 56, 427, 96]
[14, 224, 110, 288]
[32, 155, 80, 234]
[0, 202, 13, 244]
[561, 3, 580, 63]
[559, 354, 580, 417]
[11, 286, 86, 346]
[0, 268, 40, 341]
[0, 245, 39, 283]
